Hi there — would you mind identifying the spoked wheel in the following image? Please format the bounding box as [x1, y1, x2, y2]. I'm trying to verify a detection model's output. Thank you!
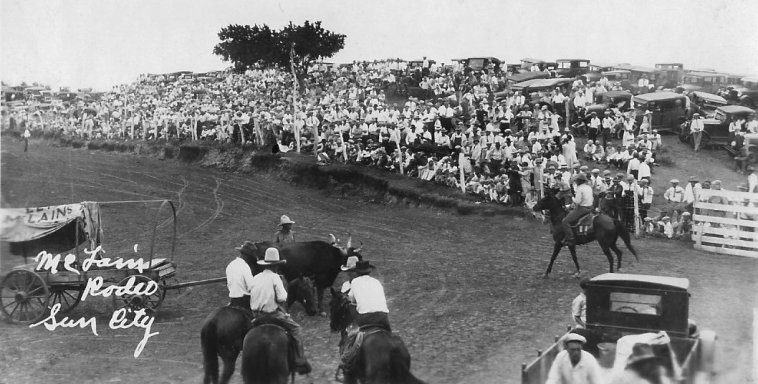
[0, 270, 50, 323]
[48, 285, 84, 314]
[112, 275, 166, 314]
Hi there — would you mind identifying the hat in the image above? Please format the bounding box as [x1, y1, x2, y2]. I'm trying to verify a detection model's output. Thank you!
[616, 172, 626, 180]
[591, 168, 600, 173]
[688, 176, 699, 182]
[639, 179, 649, 184]
[564, 333, 587, 345]
[580, 165, 589, 171]
[693, 112, 700, 116]
[626, 174, 635, 181]
[626, 343, 659, 366]
[661, 216, 670, 221]
[644, 110, 652, 115]
[603, 170, 611, 176]
[574, 173, 588, 182]
[643, 217, 652, 222]
[682, 211, 692, 216]
[352, 260, 376, 274]
[670, 179, 679, 184]
[279, 215, 295, 225]
[341, 256, 359, 271]
[257, 248, 287, 265]
[235, 241, 257, 257]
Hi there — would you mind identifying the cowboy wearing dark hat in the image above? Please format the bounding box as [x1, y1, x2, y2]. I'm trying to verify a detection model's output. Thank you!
[611, 343, 670, 383]
[341, 259, 390, 331]
[226, 241, 256, 311]
[249, 248, 312, 375]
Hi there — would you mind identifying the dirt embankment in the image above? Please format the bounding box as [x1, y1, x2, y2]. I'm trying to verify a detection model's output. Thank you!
[7, 132, 525, 217]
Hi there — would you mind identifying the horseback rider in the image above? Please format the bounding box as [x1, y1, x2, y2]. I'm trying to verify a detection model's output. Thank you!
[561, 173, 594, 247]
[226, 241, 256, 312]
[275, 215, 296, 245]
[249, 247, 312, 375]
[340, 258, 390, 331]
[337, 257, 391, 380]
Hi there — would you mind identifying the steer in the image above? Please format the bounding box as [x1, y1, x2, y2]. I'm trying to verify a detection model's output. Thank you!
[251, 237, 363, 316]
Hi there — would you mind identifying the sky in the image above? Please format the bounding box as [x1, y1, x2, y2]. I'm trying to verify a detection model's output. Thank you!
[2, 0, 757, 91]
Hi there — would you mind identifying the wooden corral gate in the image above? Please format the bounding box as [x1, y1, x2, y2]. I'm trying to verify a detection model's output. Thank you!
[692, 189, 758, 258]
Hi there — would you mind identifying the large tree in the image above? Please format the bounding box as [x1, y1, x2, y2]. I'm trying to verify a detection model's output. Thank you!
[213, 20, 345, 86]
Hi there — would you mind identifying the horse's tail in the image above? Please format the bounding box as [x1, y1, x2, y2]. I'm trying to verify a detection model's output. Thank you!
[389, 336, 426, 384]
[200, 319, 219, 384]
[616, 219, 639, 262]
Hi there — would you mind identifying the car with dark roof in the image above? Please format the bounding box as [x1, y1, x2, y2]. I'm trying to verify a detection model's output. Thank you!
[718, 77, 758, 108]
[633, 92, 687, 133]
[679, 105, 756, 149]
[521, 273, 716, 384]
[554, 59, 590, 78]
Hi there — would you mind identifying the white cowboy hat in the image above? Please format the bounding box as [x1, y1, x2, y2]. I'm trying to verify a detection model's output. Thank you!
[340, 256, 360, 271]
[279, 215, 295, 226]
[563, 333, 587, 345]
[257, 248, 287, 265]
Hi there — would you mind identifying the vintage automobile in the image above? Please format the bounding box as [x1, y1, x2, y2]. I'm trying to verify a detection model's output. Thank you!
[554, 59, 590, 78]
[687, 91, 727, 118]
[679, 105, 756, 149]
[611, 64, 662, 93]
[507, 70, 551, 85]
[633, 92, 687, 133]
[584, 90, 634, 116]
[681, 72, 729, 94]
[521, 273, 716, 384]
[655, 63, 685, 88]
[718, 77, 758, 108]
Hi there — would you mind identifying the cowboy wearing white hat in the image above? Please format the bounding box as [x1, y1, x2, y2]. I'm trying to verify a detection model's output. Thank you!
[546, 332, 601, 384]
[249, 247, 311, 374]
[275, 215, 296, 245]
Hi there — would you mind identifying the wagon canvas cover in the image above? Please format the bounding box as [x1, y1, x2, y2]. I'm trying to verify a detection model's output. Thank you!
[0, 202, 102, 256]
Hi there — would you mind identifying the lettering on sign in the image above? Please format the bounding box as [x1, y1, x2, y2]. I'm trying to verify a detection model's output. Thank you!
[29, 244, 161, 357]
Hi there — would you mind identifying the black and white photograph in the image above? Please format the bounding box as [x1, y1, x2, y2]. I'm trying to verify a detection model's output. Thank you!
[1, 1, 757, 383]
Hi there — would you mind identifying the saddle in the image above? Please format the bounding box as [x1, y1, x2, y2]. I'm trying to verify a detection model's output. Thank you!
[570, 212, 598, 236]
[339, 327, 388, 376]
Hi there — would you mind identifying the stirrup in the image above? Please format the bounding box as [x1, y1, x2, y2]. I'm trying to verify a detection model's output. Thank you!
[335, 365, 345, 382]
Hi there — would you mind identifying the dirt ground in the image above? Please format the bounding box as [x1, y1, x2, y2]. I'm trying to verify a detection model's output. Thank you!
[0, 135, 756, 384]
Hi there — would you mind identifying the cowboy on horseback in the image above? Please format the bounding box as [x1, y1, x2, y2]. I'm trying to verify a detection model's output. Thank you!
[561, 173, 594, 247]
[226, 241, 256, 314]
[337, 257, 391, 380]
[249, 248, 312, 375]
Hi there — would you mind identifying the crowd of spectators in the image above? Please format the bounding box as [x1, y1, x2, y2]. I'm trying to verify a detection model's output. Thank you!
[3, 59, 756, 241]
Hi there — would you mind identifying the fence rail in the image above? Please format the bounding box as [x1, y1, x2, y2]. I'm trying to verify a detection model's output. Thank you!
[692, 189, 758, 258]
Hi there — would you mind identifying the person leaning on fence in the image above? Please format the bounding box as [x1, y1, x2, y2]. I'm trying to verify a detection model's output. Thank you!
[663, 179, 684, 216]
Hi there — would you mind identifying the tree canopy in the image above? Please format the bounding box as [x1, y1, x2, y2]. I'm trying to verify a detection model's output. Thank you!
[213, 20, 345, 83]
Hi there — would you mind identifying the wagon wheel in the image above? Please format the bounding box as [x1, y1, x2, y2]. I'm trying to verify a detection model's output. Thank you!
[48, 285, 84, 315]
[0, 270, 50, 323]
[112, 275, 166, 314]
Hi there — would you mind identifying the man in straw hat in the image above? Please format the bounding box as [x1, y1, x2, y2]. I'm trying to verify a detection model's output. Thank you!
[249, 248, 311, 374]
[545, 332, 602, 384]
[275, 215, 296, 245]
[226, 241, 257, 312]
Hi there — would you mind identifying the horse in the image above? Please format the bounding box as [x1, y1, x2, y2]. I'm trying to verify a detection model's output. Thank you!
[200, 276, 317, 384]
[328, 288, 426, 384]
[532, 190, 639, 277]
[240, 324, 294, 384]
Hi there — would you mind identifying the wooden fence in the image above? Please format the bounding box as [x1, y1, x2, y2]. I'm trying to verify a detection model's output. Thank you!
[692, 189, 758, 258]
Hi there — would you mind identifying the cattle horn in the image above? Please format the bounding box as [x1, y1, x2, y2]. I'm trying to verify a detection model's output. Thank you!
[354, 241, 363, 252]
[329, 233, 337, 245]
[346, 232, 352, 249]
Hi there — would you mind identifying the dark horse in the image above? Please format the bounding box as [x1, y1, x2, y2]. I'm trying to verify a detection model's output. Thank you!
[532, 190, 639, 277]
[252, 238, 363, 315]
[329, 288, 425, 384]
[241, 324, 293, 384]
[200, 276, 317, 384]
